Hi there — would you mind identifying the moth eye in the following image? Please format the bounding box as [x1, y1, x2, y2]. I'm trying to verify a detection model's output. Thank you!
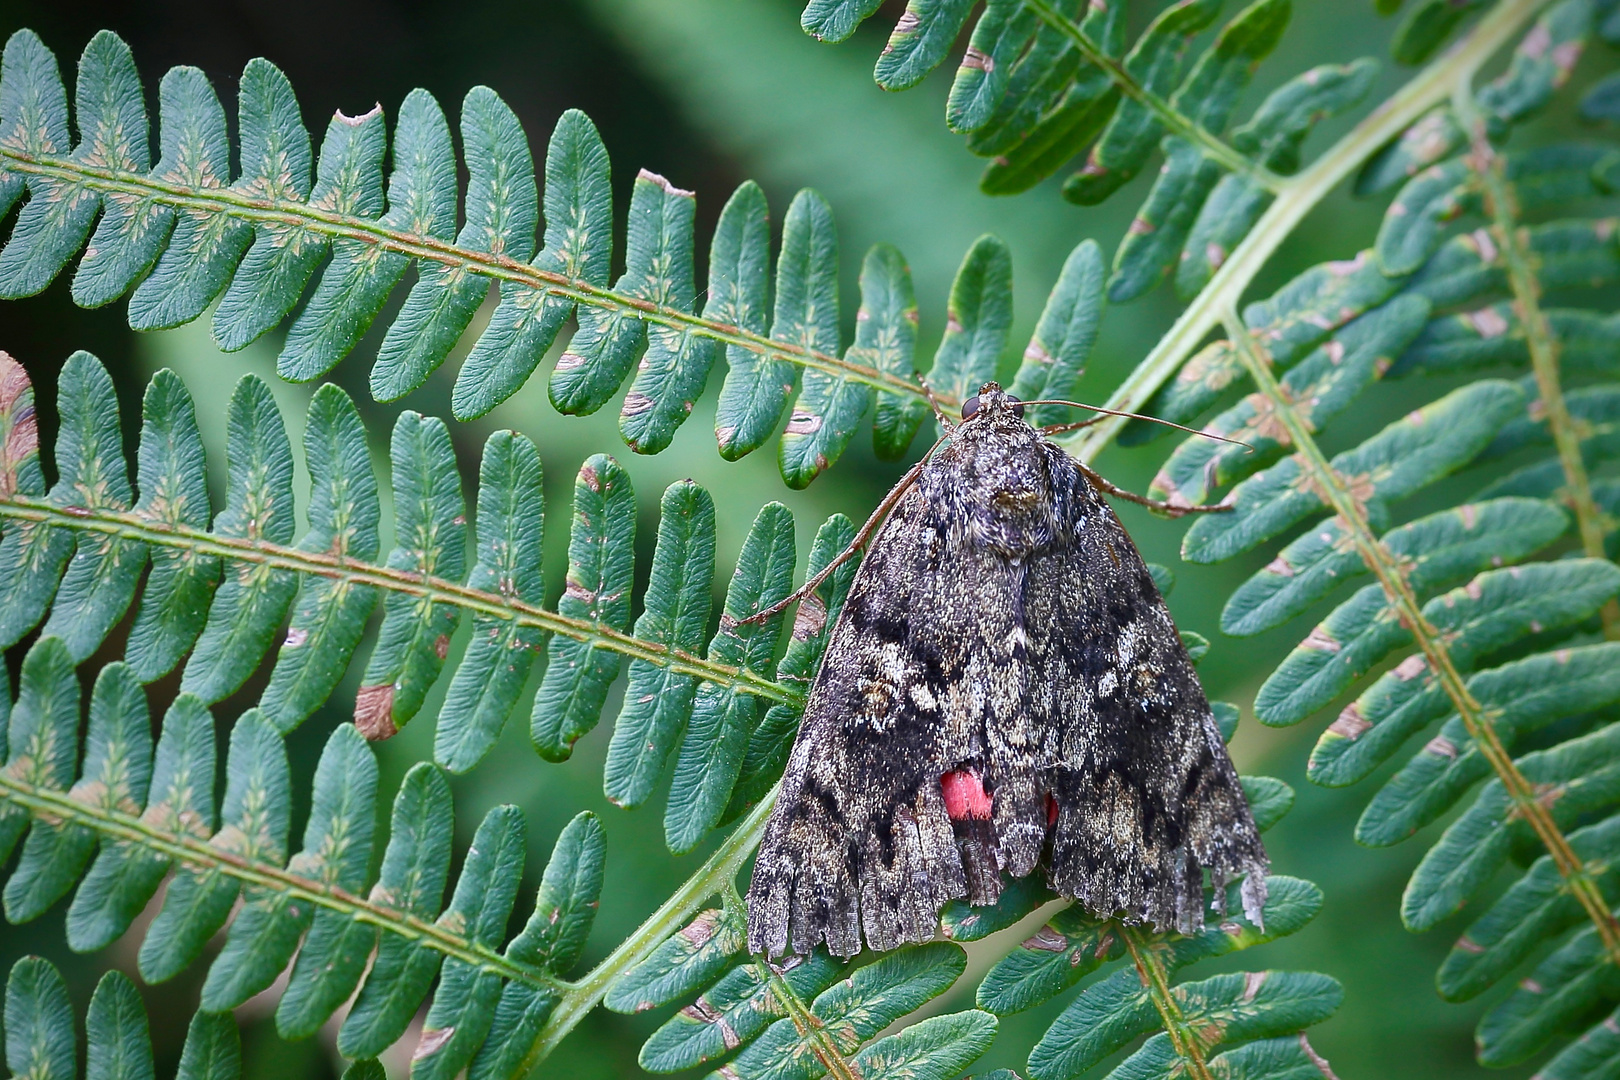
[1010, 397, 1025, 418]
[962, 395, 981, 420]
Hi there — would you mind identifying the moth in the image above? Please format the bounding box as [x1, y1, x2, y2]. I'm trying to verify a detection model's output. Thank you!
[746, 383, 1267, 959]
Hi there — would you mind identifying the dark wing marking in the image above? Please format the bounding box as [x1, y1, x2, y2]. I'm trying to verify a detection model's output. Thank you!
[1026, 445, 1267, 934]
[746, 483, 1022, 958]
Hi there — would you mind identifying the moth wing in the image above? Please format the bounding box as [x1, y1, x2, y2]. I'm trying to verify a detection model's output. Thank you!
[746, 488, 1003, 959]
[1023, 445, 1267, 933]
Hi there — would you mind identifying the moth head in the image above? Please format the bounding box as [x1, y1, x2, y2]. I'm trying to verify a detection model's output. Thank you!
[961, 382, 1025, 423]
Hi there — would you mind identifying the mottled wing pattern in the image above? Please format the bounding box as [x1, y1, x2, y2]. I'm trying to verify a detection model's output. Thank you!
[1028, 445, 1267, 934]
[747, 405, 1267, 960]
[746, 485, 1016, 958]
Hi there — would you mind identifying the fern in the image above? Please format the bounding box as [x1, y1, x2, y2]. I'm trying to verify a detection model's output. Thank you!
[0, 629, 612, 1078]
[0, 25, 1094, 489]
[1, 1, 1615, 1078]
[0, 955, 241, 1080]
[1052, 1, 1620, 1076]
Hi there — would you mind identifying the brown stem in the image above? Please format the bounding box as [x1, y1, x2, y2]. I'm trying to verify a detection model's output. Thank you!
[1452, 86, 1620, 639]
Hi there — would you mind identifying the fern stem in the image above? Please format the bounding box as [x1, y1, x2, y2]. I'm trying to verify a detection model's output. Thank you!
[1222, 308, 1620, 965]
[753, 958, 861, 1080]
[517, 790, 778, 1075]
[1452, 85, 1620, 639]
[1020, 0, 1281, 190]
[0, 497, 798, 707]
[0, 774, 564, 991]
[726, 876, 861, 1080]
[1121, 926, 1215, 1080]
[1061, 0, 1550, 466]
[0, 154, 936, 409]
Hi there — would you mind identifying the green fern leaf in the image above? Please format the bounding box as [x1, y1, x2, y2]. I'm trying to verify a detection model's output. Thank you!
[124, 368, 216, 682]
[1439, 814, 1620, 1003]
[436, 431, 546, 772]
[921, 234, 1013, 413]
[178, 375, 298, 704]
[725, 943, 966, 1080]
[452, 109, 606, 419]
[4, 661, 144, 924]
[853, 1009, 997, 1080]
[639, 952, 845, 1073]
[0, 353, 121, 652]
[1007, 238, 1104, 425]
[259, 384, 382, 730]
[720, 188, 838, 461]
[210, 59, 318, 352]
[603, 480, 716, 809]
[607, 907, 749, 1015]
[414, 804, 528, 1080]
[1064, 0, 1227, 206]
[276, 101, 391, 382]
[532, 454, 637, 761]
[666, 502, 796, 853]
[66, 692, 213, 953]
[354, 410, 466, 738]
[337, 763, 454, 1059]
[1185, 379, 1526, 563]
[375, 86, 534, 401]
[5, 956, 77, 1080]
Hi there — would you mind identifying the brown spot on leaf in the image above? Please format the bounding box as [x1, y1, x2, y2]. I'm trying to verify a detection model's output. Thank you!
[1466, 306, 1510, 339]
[1393, 654, 1428, 681]
[792, 594, 827, 641]
[1302, 626, 1340, 653]
[1264, 554, 1296, 578]
[413, 1026, 455, 1060]
[1329, 705, 1370, 740]
[434, 634, 451, 660]
[785, 412, 823, 435]
[637, 168, 695, 199]
[355, 685, 398, 740]
[1425, 735, 1458, 760]
[681, 909, 722, 948]
[961, 47, 993, 73]
[1022, 925, 1067, 952]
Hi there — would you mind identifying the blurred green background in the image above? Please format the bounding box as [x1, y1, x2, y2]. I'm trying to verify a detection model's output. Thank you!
[2, 0, 1611, 1077]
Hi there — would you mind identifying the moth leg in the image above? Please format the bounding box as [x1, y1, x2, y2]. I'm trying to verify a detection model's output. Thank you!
[739, 449, 932, 626]
[1076, 462, 1232, 519]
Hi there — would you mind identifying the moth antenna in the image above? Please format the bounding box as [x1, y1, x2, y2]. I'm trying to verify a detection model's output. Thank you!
[1076, 461, 1233, 518]
[1021, 399, 1254, 451]
[738, 433, 947, 627]
[1037, 416, 1107, 437]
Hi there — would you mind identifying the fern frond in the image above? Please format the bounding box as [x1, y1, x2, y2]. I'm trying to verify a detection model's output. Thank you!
[0, 353, 835, 781]
[0, 30, 1137, 490]
[1120, 2, 1620, 1074]
[0, 955, 242, 1080]
[0, 634, 615, 1077]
